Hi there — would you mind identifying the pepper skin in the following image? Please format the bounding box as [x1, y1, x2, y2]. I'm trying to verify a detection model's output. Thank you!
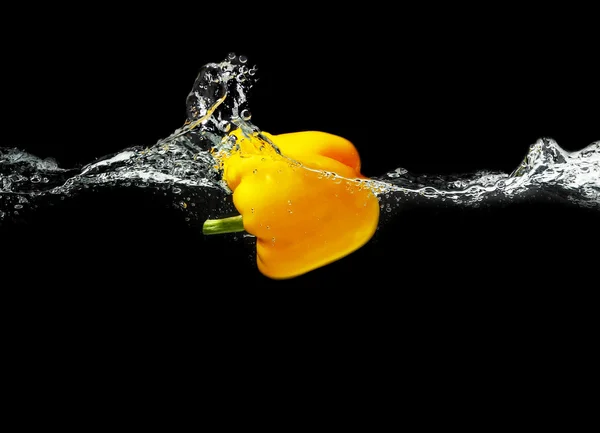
[218, 129, 380, 279]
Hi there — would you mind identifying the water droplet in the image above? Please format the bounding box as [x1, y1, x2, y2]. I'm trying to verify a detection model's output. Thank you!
[241, 109, 251, 121]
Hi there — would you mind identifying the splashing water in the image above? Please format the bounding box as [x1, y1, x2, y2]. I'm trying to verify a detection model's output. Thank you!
[375, 138, 600, 209]
[1, 53, 599, 229]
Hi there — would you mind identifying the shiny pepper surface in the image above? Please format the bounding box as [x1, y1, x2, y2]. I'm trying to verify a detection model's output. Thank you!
[219, 130, 380, 279]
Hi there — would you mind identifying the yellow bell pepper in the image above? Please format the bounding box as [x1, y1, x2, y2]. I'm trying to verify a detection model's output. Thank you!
[204, 129, 380, 279]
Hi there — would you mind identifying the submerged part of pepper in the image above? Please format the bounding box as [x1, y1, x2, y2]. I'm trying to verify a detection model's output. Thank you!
[215, 129, 380, 279]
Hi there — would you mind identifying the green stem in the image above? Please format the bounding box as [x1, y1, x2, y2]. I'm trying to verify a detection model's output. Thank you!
[202, 215, 245, 235]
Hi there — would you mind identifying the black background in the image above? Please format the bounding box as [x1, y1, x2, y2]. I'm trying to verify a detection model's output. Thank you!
[1, 6, 597, 413]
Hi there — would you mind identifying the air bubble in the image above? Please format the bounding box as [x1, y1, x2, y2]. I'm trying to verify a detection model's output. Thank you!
[241, 109, 251, 121]
[173, 187, 182, 194]
[219, 121, 231, 132]
[239, 55, 248, 63]
[14, 204, 23, 209]
[30, 174, 41, 183]
[228, 52, 236, 60]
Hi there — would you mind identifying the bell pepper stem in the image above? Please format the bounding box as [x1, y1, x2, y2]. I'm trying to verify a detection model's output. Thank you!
[202, 215, 245, 235]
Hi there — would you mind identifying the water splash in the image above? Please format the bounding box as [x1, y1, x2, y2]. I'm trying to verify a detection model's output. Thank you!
[1, 53, 599, 229]
[375, 138, 600, 210]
